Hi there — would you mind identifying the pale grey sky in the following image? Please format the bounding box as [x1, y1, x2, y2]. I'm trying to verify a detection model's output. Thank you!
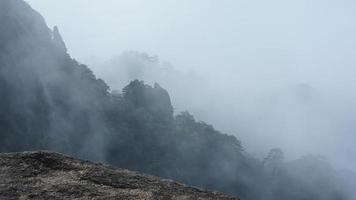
[26, 0, 356, 87]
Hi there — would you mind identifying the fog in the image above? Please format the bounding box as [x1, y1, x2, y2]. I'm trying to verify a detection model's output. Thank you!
[26, 0, 356, 170]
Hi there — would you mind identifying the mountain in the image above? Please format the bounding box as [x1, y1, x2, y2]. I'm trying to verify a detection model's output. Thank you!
[0, 0, 111, 159]
[0, 151, 238, 200]
[0, 0, 354, 200]
[0, 0, 251, 198]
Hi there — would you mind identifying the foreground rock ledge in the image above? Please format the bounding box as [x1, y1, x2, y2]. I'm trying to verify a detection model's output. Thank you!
[0, 151, 239, 200]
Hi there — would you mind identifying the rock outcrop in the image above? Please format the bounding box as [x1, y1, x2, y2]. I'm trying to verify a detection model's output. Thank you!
[0, 151, 239, 200]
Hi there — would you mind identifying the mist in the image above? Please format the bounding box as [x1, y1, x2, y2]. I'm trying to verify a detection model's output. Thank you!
[0, 0, 354, 199]
[26, 0, 356, 170]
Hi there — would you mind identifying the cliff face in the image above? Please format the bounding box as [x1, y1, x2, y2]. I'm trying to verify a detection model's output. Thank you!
[0, 151, 238, 200]
[0, 0, 111, 159]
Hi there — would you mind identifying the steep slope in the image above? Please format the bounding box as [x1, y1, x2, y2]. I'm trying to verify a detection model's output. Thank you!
[0, 151, 238, 200]
[0, 0, 111, 159]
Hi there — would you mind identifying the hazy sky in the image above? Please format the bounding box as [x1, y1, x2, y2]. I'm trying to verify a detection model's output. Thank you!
[26, 0, 356, 87]
[26, 0, 356, 169]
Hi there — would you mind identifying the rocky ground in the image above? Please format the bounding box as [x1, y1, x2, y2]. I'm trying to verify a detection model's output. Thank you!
[0, 151, 239, 200]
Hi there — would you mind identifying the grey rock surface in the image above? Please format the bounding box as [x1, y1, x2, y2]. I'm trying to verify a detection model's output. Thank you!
[0, 151, 239, 200]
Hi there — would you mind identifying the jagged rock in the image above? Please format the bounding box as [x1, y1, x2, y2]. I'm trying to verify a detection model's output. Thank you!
[52, 26, 67, 53]
[0, 151, 239, 200]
